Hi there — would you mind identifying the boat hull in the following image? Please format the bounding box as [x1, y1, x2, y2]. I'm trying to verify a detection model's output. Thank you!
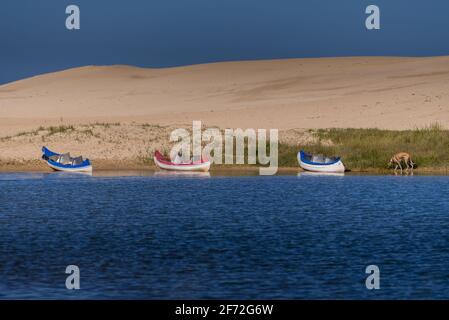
[46, 161, 93, 172]
[297, 171, 345, 177]
[154, 156, 211, 172]
[297, 152, 345, 173]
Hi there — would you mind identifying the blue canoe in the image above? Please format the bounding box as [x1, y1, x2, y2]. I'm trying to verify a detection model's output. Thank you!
[297, 150, 345, 173]
[42, 147, 92, 172]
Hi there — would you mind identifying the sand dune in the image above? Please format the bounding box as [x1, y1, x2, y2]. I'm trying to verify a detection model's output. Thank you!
[1, 56, 449, 136]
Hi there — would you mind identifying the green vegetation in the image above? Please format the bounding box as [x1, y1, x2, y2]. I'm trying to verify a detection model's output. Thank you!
[91, 122, 121, 128]
[141, 123, 162, 129]
[47, 125, 75, 136]
[0, 126, 45, 141]
[286, 124, 449, 170]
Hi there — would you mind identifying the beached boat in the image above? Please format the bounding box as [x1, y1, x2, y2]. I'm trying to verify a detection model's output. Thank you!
[297, 150, 345, 173]
[42, 147, 92, 172]
[153, 151, 211, 172]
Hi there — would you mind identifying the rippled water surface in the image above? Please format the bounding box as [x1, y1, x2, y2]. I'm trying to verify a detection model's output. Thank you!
[1, 172, 449, 299]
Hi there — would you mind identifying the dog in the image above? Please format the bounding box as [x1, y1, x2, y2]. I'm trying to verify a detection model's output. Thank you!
[388, 152, 415, 173]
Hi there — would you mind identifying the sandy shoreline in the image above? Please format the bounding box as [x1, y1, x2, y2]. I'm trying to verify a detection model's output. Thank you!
[1, 56, 449, 170]
[1, 160, 448, 175]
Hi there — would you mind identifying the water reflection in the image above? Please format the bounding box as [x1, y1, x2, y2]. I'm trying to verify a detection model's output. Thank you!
[153, 171, 211, 178]
[297, 171, 345, 177]
[0, 173, 48, 181]
[43, 171, 93, 179]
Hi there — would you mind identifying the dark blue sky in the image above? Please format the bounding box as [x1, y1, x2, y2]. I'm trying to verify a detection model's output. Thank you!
[1, 0, 448, 84]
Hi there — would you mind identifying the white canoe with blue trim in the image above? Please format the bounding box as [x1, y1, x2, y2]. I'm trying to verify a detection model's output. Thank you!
[297, 150, 345, 173]
[42, 147, 93, 173]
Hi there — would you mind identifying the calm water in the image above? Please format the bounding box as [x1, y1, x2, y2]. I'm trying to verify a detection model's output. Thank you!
[1, 172, 449, 299]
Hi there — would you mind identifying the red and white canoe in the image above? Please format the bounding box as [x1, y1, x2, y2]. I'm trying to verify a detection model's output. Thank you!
[153, 151, 211, 172]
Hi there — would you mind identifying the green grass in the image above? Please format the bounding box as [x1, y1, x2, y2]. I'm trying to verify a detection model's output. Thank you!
[91, 122, 121, 128]
[140, 123, 163, 129]
[47, 125, 75, 136]
[293, 124, 449, 170]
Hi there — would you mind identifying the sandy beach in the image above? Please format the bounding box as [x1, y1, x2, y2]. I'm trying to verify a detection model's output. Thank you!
[1, 56, 449, 170]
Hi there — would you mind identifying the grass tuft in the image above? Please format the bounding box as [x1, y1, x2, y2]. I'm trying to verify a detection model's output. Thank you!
[47, 125, 75, 136]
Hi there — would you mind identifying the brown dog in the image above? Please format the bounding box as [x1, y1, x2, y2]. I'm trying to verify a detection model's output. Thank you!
[388, 152, 415, 173]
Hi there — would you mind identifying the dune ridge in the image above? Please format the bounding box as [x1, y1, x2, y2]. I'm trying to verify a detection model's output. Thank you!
[1, 57, 449, 133]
